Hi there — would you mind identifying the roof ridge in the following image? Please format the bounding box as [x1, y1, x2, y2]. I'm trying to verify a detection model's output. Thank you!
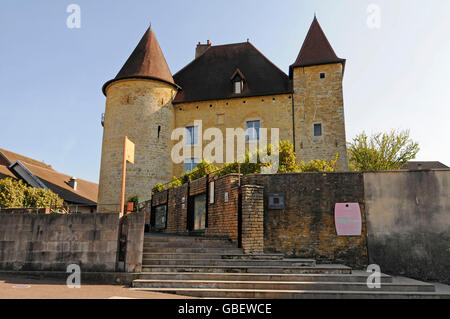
[0, 147, 53, 170]
[23, 161, 98, 185]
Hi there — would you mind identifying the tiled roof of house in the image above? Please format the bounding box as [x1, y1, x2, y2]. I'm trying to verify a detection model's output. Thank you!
[0, 165, 15, 179]
[102, 27, 177, 94]
[0, 147, 98, 206]
[0, 148, 53, 170]
[22, 162, 98, 205]
[290, 17, 345, 73]
[173, 42, 291, 103]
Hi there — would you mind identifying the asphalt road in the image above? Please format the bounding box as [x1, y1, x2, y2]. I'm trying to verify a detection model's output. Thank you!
[0, 274, 194, 299]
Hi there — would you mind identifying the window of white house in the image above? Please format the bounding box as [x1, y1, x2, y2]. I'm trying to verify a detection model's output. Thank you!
[183, 158, 199, 173]
[313, 123, 322, 137]
[185, 125, 198, 145]
[234, 80, 243, 94]
[246, 120, 261, 141]
[319, 72, 326, 79]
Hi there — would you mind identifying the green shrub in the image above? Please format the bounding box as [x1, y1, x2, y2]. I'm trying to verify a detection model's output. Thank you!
[167, 176, 182, 189]
[151, 183, 165, 194]
[299, 154, 338, 172]
[189, 160, 218, 181]
[0, 178, 64, 208]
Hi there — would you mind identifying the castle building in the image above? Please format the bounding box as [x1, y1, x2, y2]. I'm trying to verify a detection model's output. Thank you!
[98, 17, 348, 211]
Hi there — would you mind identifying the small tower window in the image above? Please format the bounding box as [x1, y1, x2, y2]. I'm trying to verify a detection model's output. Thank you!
[319, 72, 326, 79]
[314, 123, 322, 136]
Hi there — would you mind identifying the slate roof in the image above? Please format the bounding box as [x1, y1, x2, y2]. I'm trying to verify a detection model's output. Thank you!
[102, 27, 178, 94]
[172, 42, 291, 104]
[290, 17, 345, 75]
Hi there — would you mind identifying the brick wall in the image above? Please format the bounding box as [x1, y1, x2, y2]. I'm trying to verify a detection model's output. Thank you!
[148, 174, 241, 243]
[241, 185, 264, 254]
[204, 174, 240, 242]
[0, 212, 120, 271]
[242, 173, 368, 268]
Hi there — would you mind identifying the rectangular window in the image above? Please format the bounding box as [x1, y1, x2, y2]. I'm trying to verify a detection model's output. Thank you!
[314, 123, 322, 137]
[319, 72, 326, 79]
[246, 120, 260, 141]
[185, 125, 198, 145]
[234, 81, 242, 94]
[183, 158, 199, 173]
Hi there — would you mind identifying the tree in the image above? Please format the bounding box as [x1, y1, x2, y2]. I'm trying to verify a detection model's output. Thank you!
[348, 130, 419, 171]
[0, 178, 64, 208]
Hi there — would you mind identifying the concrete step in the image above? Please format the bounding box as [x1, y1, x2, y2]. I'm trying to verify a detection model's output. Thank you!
[142, 258, 316, 267]
[144, 234, 232, 242]
[143, 247, 244, 254]
[142, 253, 284, 260]
[130, 287, 450, 299]
[132, 279, 435, 292]
[143, 241, 235, 248]
[136, 271, 393, 283]
[141, 264, 351, 274]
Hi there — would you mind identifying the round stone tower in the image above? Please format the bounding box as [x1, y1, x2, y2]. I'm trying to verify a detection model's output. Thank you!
[98, 27, 179, 212]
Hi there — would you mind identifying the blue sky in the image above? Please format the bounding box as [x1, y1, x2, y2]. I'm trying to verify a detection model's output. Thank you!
[1, 0, 449, 182]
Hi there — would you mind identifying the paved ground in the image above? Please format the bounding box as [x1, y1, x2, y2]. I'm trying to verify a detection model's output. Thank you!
[0, 274, 195, 299]
[1, 273, 449, 299]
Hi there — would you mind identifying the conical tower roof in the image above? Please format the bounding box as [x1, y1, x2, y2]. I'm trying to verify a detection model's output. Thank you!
[290, 17, 345, 73]
[102, 27, 178, 94]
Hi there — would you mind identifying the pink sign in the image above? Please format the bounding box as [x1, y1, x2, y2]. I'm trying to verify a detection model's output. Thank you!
[334, 203, 362, 236]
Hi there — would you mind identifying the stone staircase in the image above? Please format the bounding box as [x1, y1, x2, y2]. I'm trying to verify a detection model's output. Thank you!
[131, 234, 450, 299]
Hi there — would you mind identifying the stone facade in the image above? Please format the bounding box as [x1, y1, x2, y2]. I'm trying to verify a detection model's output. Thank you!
[242, 173, 368, 269]
[98, 79, 177, 212]
[172, 94, 294, 177]
[98, 20, 349, 211]
[292, 64, 348, 170]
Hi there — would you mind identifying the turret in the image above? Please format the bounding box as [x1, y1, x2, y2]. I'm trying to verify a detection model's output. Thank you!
[290, 17, 348, 170]
[98, 27, 179, 212]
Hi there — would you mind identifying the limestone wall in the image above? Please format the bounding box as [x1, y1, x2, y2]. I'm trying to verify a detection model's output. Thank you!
[0, 212, 119, 271]
[172, 94, 293, 177]
[98, 79, 177, 212]
[292, 64, 348, 170]
[242, 173, 368, 268]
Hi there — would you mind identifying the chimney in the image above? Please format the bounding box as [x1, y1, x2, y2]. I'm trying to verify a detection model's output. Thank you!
[195, 40, 211, 58]
[69, 177, 77, 191]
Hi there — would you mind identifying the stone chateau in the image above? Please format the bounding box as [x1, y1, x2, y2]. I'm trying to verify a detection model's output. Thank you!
[98, 17, 348, 210]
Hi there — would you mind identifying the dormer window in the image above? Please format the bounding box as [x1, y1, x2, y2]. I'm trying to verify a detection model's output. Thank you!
[234, 80, 243, 94]
[230, 68, 246, 95]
